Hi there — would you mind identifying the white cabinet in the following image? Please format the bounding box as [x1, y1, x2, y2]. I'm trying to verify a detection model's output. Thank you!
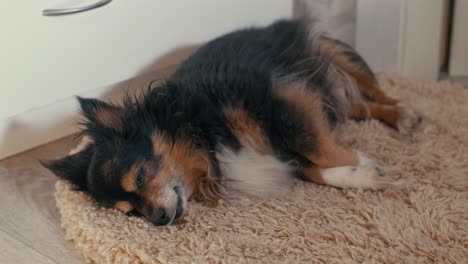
[0, 0, 291, 159]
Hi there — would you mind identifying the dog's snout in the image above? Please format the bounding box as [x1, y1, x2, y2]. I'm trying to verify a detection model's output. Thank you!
[152, 208, 171, 226]
[139, 185, 187, 225]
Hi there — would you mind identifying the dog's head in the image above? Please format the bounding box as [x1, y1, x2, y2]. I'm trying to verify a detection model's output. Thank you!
[42, 97, 219, 225]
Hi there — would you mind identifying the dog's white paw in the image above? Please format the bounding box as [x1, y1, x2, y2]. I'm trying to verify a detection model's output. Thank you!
[397, 104, 423, 142]
[353, 165, 404, 189]
[321, 165, 404, 190]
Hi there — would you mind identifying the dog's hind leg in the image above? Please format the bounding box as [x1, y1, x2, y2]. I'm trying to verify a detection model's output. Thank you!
[297, 127, 403, 190]
[348, 102, 423, 140]
[275, 84, 402, 189]
[316, 36, 398, 105]
[302, 163, 403, 190]
[297, 130, 403, 190]
[314, 37, 423, 138]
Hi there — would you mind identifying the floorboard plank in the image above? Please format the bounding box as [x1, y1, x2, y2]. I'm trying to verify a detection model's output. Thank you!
[0, 136, 82, 264]
[0, 227, 56, 264]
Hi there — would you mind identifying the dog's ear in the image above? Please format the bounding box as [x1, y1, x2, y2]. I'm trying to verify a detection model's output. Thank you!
[77, 97, 123, 131]
[40, 145, 94, 189]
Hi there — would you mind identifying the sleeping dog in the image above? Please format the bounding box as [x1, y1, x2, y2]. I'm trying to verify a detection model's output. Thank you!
[43, 19, 422, 226]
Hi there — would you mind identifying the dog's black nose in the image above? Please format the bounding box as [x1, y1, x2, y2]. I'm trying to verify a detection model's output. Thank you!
[152, 208, 171, 225]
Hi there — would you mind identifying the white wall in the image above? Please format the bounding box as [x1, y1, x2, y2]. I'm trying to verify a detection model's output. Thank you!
[355, 0, 446, 80]
[400, 0, 446, 80]
[0, 0, 292, 159]
[355, 0, 405, 73]
[0, 1, 291, 121]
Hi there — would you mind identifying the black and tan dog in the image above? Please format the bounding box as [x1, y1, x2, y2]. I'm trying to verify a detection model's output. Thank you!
[43, 19, 422, 226]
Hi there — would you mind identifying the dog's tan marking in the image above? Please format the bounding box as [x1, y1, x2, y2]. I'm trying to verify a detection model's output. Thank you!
[275, 84, 359, 168]
[350, 69, 398, 105]
[224, 107, 271, 154]
[348, 102, 423, 138]
[114, 201, 134, 213]
[150, 134, 219, 204]
[348, 102, 401, 128]
[302, 166, 327, 185]
[121, 165, 139, 192]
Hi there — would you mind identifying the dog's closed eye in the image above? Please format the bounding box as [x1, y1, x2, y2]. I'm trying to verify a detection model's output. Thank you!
[135, 168, 145, 188]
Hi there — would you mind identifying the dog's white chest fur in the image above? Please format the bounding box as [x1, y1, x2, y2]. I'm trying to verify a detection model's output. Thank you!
[216, 146, 294, 198]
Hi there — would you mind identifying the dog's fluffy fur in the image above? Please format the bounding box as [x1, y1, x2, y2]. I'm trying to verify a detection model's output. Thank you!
[43, 19, 421, 225]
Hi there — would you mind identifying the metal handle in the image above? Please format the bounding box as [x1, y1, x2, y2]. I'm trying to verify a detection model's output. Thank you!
[42, 0, 112, 16]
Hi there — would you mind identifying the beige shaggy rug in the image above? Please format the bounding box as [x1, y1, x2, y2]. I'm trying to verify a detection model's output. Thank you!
[55, 74, 468, 263]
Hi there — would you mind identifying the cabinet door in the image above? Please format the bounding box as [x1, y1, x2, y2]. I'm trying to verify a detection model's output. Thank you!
[0, 0, 291, 158]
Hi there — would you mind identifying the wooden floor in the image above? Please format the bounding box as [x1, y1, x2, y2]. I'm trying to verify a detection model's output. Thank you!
[0, 136, 83, 264]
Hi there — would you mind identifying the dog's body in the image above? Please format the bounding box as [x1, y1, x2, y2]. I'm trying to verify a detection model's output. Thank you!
[43, 19, 421, 225]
